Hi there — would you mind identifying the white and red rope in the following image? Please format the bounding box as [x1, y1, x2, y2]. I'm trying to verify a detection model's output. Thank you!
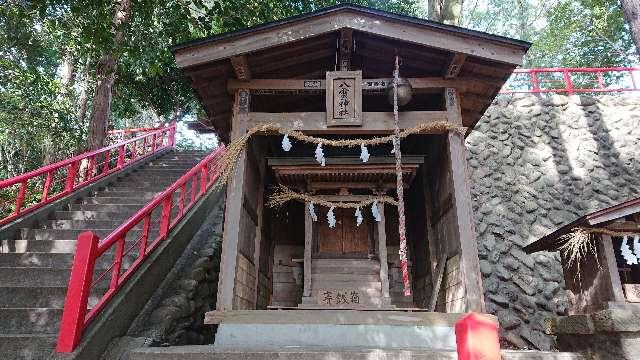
[392, 56, 412, 297]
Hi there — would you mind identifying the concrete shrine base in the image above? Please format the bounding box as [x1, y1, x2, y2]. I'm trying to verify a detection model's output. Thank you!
[204, 310, 479, 352]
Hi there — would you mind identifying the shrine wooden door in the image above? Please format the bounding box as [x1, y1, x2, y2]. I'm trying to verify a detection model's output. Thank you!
[315, 208, 371, 258]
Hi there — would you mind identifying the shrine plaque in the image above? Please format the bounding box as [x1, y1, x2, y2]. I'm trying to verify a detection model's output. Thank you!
[315, 289, 362, 305]
[326, 71, 362, 126]
[624, 284, 640, 302]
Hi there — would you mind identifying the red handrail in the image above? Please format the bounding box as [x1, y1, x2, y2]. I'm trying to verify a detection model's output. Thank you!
[501, 67, 640, 95]
[56, 145, 226, 353]
[108, 125, 169, 142]
[0, 123, 177, 227]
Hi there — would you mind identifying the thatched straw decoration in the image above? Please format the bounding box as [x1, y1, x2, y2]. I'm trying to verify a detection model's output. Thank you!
[266, 185, 398, 209]
[557, 226, 640, 282]
[214, 122, 466, 189]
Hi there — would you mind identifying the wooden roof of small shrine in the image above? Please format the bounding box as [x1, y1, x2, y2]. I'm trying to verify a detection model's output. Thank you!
[171, 4, 531, 141]
[268, 156, 422, 191]
[524, 196, 640, 253]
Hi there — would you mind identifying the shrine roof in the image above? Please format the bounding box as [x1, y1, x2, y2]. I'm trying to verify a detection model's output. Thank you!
[171, 4, 531, 141]
[524, 196, 640, 254]
[268, 156, 422, 191]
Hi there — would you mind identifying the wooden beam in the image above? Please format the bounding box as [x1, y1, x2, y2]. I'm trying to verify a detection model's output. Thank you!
[339, 28, 352, 71]
[252, 141, 267, 308]
[303, 202, 313, 301]
[251, 48, 334, 74]
[228, 77, 482, 93]
[174, 11, 527, 68]
[247, 111, 452, 133]
[230, 55, 252, 81]
[216, 90, 250, 311]
[600, 234, 627, 303]
[444, 53, 467, 79]
[445, 88, 462, 125]
[376, 204, 392, 304]
[447, 130, 485, 312]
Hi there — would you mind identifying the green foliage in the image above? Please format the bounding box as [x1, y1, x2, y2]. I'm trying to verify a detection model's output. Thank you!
[462, 0, 635, 67]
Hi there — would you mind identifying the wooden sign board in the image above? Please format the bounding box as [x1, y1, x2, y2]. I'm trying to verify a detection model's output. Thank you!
[326, 71, 362, 126]
[315, 289, 362, 305]
[623, 284, 640, 302]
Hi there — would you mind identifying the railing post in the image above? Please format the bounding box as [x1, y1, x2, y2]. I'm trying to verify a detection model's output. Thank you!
[65, 160, 79, 193]
[42, 171, 53, 201]
[117, 144, 126, 168]
[152, 133, 158, 153]
[200, 163, 208, 195]
[563, 69, 574, 95]
[56, 231, 99, 353]
[170, 122, 177, 147]
[455, 312, 501, 360]
[159, 196, 172, 238]
[14, 181, 27, 215]
[531, 71, 540, 93]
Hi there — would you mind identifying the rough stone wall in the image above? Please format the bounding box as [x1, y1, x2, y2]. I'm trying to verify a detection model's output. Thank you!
[101, 199, 225, 360]
[466, 94, 640, 350]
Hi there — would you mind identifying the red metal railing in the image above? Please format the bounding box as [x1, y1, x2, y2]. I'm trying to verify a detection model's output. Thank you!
[55, 145, 226, 353]
[501, 67, 640, 95]
[0, 123, 176, 227]
[108, 125, 169, 142]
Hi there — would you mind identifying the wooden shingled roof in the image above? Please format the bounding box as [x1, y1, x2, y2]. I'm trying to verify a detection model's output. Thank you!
[171, 4, 531, 142]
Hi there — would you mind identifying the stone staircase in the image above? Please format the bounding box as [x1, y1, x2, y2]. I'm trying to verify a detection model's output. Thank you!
[129, 346, 587, 360]
[0, 151, 207, 360]
[304, 258, 389, 308]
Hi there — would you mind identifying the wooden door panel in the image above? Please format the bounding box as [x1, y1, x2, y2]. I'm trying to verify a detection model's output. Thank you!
[342, 210, 370, 255]
[318, 210, 343, 255]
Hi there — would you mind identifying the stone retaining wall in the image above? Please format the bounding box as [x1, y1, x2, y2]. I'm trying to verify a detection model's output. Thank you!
[466, 94, 640, 350]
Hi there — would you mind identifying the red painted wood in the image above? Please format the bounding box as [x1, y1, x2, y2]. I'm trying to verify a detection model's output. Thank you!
[55, 145, 225, 353]
[455, 313, 501, 360]
[502, 67, 640, 94]
[56, 232, 99, 353]
[0, 123, 176, 226]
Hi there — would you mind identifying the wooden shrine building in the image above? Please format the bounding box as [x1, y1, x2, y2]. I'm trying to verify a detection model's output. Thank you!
[524, 197, 640, 359]
[171, 4, 529, 350]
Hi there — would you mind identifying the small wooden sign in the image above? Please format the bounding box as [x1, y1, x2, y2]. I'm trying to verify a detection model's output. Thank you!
[316, 289, 361, 305]
[624, 284, 640, 302]
[326, 71, 362, 126]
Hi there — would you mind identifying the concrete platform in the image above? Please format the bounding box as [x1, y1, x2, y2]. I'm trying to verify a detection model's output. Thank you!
[205, 310, 492, 353]
[129, 345, 586, 360]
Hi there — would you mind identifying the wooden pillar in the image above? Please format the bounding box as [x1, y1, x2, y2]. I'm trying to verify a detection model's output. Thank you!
[216, 89, 250, 311]
[302, 202, 313, 303]
[377, 205, 392, 305]
[563, 234, 626, 314]
[446, 88, 485, 313]
[252, 141, 267, 308]
[600, 234, 626, 303]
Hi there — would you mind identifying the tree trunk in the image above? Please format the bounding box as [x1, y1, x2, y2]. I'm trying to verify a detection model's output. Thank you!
[428, 0, 463, 25]
[85, 0, 132, 151]
[621, 0, 640, 57]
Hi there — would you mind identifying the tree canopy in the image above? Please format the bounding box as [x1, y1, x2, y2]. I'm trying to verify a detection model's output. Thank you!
[0, 0, 637, 179]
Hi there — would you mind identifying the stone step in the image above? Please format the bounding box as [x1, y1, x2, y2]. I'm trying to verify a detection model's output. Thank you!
[3, 237, 141, 253]
[311, 274, 380, 282]
[312, 264, 380, 275]
[0, 268, 71, 287]
[0, 334, 57, 360]
[0, 286, 103, 309]
[0, 308, 61, 334]
[77, 197, 152, 205]
[0, 251, 137, 270]
[52, 210, 156, 221]
[67, 204, 145, 212]
[19, 228, 144, 240]
[311, 281, 382, 291]
[128, 347, 586, 360]
[0, 266, 123, 288]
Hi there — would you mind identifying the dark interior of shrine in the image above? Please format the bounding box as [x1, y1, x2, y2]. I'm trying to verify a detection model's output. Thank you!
[239, 134, 447, 308]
